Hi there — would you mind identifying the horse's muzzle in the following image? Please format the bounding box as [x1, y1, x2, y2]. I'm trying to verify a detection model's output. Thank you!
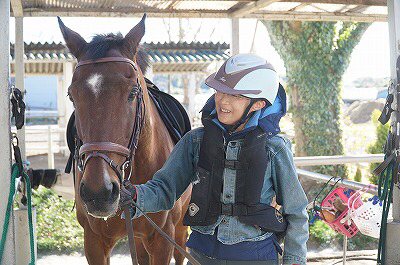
[80, 180, 120, 218]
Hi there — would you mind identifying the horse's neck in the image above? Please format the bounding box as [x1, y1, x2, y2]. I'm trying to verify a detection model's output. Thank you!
[132, 91, 175, 184]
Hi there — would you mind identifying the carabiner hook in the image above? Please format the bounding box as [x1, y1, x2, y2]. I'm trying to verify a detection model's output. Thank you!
[11, 133, 19, 147]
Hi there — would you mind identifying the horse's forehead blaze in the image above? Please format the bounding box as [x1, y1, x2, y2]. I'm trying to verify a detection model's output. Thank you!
[86, 73, 103, 97]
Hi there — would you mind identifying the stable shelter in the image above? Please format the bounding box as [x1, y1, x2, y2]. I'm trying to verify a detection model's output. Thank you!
[1, 0, 399, 264]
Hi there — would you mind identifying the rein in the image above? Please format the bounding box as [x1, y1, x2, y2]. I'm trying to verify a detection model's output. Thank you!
[73, 56, 200, 265]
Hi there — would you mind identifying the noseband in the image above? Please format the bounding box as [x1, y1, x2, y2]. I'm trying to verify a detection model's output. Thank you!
[74, 57, 145, 183]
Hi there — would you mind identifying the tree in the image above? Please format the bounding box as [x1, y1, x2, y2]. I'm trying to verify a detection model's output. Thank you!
[262, 21, 370, 180]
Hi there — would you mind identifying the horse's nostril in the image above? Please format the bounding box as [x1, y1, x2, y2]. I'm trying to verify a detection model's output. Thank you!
[111, 181, 119, 199]
[80, 182, 88, 201]
[80, 179, 118, 203]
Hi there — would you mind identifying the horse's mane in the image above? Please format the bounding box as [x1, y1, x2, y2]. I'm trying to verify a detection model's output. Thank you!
[84, 33, 150, 74]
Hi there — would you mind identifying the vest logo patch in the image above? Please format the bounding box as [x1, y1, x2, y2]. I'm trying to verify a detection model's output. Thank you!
[219, 76, 226, 82]
[275, 210, 284, 223]
[188, 203, 200, 216]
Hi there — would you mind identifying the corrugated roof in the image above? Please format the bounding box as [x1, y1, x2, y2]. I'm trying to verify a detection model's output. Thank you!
[11, 0, 387, 22]
[9, 41, 230, 74]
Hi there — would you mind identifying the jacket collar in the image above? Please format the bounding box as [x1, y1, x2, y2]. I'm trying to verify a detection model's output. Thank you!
[201, 84, 287, 140]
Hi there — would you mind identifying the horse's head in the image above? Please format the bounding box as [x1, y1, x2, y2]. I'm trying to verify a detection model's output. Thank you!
[58, 15, 149, 218]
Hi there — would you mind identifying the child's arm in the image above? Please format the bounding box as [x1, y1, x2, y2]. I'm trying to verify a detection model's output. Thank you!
[272, 139, 309, 265]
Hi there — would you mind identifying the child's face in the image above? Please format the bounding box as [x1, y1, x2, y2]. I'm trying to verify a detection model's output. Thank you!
[214, 91, 251, 125]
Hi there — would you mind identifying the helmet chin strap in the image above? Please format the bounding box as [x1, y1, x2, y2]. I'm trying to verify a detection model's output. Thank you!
[222, 99, 256, 135]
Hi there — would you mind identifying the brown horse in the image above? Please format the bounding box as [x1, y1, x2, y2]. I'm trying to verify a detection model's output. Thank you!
[58, 15, 191, 265]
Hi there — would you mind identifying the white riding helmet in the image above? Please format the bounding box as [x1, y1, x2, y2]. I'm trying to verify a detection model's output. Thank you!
[205, 53, 279, 105]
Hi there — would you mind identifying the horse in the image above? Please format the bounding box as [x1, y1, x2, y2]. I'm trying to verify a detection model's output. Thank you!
[58, 15, 192, 265]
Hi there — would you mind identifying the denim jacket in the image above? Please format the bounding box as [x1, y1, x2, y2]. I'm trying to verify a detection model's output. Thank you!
[133, 127, 309, 265]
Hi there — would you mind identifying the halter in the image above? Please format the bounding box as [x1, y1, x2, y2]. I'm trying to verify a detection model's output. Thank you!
[73, 57, 146, 184]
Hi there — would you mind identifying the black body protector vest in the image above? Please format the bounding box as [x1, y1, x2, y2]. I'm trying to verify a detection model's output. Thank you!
[183, 118, 287, 234]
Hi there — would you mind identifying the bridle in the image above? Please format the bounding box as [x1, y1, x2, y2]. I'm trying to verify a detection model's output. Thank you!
[73, 57, 145, 184]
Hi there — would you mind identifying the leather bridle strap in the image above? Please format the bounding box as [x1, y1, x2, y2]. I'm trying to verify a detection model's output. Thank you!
[74, 56, 143, 265]
[79, 142, 131, 183]
[75, 57, 137, 70]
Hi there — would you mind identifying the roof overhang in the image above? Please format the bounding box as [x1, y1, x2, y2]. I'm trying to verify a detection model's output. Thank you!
[10, 0, 388, 22]
[9, 41, 230, 75]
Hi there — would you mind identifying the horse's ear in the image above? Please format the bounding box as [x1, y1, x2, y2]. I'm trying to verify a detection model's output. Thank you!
[123, 14, 146, 58]
[57, 16, 87, 59]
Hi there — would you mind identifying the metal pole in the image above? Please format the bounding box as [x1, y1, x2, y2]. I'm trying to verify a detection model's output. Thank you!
[297, 169, 378, 195]
[343, 235, 347, 265]
[385, 0, 400, 263]
[231, 18, 239, 55]
[294, 154, 383, 166]
[0, 0, 16, 263]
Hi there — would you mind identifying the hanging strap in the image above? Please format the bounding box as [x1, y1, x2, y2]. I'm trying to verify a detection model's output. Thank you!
[10, 86, 26, 130]
[377, 157, 394, 265]
[0, 164, 35, 265]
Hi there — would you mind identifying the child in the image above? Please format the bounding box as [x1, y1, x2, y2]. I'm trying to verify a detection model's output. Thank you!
[123, 53, 309, 265]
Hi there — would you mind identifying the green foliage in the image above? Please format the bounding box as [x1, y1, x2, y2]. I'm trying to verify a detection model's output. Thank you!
[32, 187, 84, 253]
[309, 220, 336, 247]
[367, 109, 390, 184]
[337, 233, 379, 251]
[309, 220, 379, 251]
[262, 21, 370, 178]
[354, 167, 362, 183]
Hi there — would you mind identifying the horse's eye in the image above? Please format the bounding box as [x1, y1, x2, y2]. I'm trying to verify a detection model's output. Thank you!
[67, 92, 74, 103]
[128, 86, 138, 102]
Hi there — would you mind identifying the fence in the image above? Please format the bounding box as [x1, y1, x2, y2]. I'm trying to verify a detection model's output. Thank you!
[12, 125, 68, 169]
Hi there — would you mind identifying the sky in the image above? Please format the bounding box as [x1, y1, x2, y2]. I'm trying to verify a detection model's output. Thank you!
[9, 17, 391, 80]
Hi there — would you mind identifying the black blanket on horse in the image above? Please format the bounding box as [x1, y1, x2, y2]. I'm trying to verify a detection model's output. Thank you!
[65, 78, 191, 174]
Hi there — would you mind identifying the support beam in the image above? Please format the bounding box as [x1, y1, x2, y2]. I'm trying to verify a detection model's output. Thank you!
[10, 0, 23, 17]
[57, 75, 68, 156]
[231, 18, 239, 55]
[0, 0, 16, 263]
[146, 64, 154, 82]
[280, 0, 386, 5]
[63, 62, 74, 124]
[188, 73, 196, 122]
[15, 17, 25, 161]
[230, 0, 279, 18]
[250, 11, 386, 22]
[346, 5, 369, 13]
[385, 0, 400, 264]
[20, 10, 387, 22]
[289, 3, 310, 11]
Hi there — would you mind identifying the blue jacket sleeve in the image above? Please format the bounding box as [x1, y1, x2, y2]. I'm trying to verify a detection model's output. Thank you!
[271, 139, 309, 265]
[132, 130, 197, 218]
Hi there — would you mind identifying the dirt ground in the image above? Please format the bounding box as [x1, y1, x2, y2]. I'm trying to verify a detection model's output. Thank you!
[36, 250, 378, 265]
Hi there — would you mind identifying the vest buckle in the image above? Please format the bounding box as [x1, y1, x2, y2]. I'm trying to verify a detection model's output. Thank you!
[221, 204, 233, 215]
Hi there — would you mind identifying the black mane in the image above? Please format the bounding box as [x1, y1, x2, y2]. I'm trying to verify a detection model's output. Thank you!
[84, 33, 150, 74]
